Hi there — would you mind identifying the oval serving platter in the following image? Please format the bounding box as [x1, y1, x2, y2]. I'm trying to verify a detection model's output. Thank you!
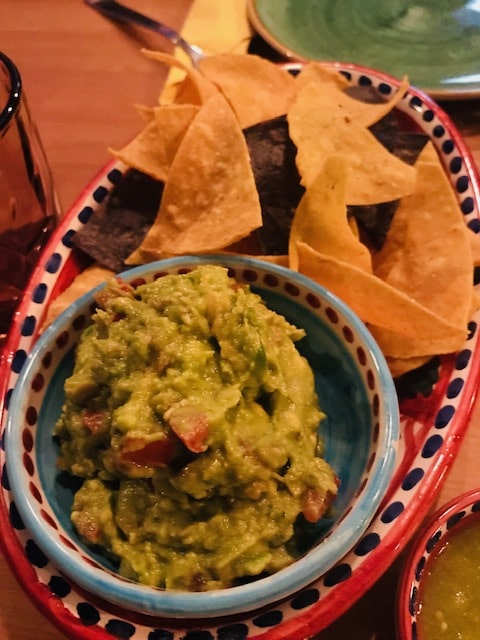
[1, 63, 480, 640]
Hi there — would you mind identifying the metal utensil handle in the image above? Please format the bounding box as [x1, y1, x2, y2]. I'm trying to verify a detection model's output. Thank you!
[85, 0, 203, 63]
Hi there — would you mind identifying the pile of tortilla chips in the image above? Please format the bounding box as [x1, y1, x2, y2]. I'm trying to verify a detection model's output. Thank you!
[63, 51, 480, 378]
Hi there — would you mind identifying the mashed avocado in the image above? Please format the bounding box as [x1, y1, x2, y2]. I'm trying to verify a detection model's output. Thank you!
[55, 265, 338, 591]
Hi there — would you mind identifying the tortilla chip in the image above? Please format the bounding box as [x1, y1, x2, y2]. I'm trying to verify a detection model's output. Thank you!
[134, 104, 155, 122]
[109, 105, 199, 182]
[41, 265, 114, 332]
[109, 120, 168, 182]
[294, 62, 350, 92]
[373, 160, 474, 330]
[243, 115, 304, 255]
[296, 241, 466, 352]
[127, 93, 262, 262]
[152, 104, 200, 170]
[287, 80, 417, 205]
[198, 53, 298, 128]
[74, 170, 163, 272]
[289, 156, 372, 273]
[141, 49, 219, 106]
[416, 140, 439, 164]
[295, 71, 409, 129]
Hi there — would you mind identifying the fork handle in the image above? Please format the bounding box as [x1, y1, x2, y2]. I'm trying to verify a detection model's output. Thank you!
[86, 0, 192, 53]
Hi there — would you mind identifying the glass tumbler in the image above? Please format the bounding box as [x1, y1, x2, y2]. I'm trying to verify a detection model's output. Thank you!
[0, 51, 60, 343]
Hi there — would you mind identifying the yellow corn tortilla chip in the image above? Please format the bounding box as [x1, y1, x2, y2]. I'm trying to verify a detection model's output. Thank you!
[141, 49, 219, 106]
[198, 53, 298, 128]
[294, 62, 350, 92]
[153, 104, 200, 170]
[134, 104, 155, 122]
[41, 265, 114, 332]
[369, 322, 468, 359]
[287, 80, 417, 205]
[296, 241, 467, 353]
[289, 155, 372, 273]
[295, 69, 409, 129]
[109, 104, 199, 182]
[417, 140, 440, 163]
[369, 157, 476, 359]
[127, 92, 262, 263]
[373, 160, 474, 331]
[109, 120, 167, 181]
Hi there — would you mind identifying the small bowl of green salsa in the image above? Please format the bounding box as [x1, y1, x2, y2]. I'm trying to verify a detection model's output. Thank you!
[398, 488, 480, 640]
[5, 255, 399, 619]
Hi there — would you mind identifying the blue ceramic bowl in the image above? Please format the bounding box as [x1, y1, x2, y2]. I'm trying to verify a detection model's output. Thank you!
[5, 254, 399, 618]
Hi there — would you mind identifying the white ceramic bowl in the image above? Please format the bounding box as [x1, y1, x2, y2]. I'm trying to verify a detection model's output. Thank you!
[5, 254, 399, 619]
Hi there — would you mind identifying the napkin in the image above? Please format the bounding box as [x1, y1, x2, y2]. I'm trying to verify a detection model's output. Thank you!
[161, 0, 253, 98]
[181, 0, 252, 56]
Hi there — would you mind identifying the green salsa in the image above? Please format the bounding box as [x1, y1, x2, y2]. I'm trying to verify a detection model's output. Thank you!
[417, 514, 480, 640]
[54, 265, 337, 591]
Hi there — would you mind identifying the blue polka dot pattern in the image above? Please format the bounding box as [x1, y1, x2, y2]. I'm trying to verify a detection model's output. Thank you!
[21, 315, 36, 337]
[378, 82, 392, 95]
[77, 602, 101, 626]
[381, 501, 405, 523]
[359, 75, 372, 86]
[446, 511, 465, 529]
[323, 563, 352, 586]
[426, 531, 442, 553]
[252, 610, 283, 628]
[461, 197, 474, 214]
[446, 377, 464, 398]
[449, 156, 462, 173]
[291, 589, 320, 609]
[402, 468, 425, 491]
[45, 252, 62, 273]
[1, 66, 480, 640]
[442, 139, 454, 154]
[9, 502, 24, 530]
[105, 620, 136, 638]
[78, 206, 93, 224]
[48, 575, 71, 598]
[32, 283, 48, 304]
[25, 539, 48, 568]
[421, 435, 444, 458]
[435, 405, 455, 428]
[455, 349, 472, 369]
[61, 228, 76, 248]
[92, 185, 109, 203]
[11, 349, 27, 374]
[354, 532, 381, 555]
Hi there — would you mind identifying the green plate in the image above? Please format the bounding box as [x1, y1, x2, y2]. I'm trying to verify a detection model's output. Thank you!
[247, 0, 480, 100]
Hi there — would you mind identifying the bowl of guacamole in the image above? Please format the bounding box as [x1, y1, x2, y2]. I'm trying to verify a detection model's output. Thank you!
[5, 255, 399, 618]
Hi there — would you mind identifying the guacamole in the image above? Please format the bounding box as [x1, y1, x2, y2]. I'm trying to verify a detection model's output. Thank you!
[55, 265, 338, 591]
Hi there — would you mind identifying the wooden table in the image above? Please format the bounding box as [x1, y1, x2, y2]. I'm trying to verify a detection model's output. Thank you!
[1, 2, 480, 638]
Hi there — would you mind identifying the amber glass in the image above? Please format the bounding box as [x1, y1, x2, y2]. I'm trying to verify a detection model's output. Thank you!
[0, 51, 59, 342]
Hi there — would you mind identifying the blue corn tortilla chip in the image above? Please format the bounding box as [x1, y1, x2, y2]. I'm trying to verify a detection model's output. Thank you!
[73, 170, 163, 272]
[243, 115, 304, 255]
